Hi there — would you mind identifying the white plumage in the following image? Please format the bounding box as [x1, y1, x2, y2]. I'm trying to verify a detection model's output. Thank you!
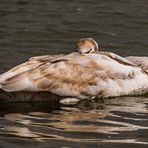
[0, 38, 148, 100]
[126, 56, 148, 72]
[0, 51, 148, 99]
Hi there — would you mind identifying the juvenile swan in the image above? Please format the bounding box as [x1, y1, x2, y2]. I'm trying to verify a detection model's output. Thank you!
[0, 50, 148, 100]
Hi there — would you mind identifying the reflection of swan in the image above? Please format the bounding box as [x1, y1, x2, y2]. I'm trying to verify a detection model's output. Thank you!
[2, 97, 147, 141]
[0, 40, 148, 101]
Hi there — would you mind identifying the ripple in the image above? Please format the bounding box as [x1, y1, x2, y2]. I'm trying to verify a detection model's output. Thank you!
[0, 97, 147, 146]
[0, 0, 148, 147]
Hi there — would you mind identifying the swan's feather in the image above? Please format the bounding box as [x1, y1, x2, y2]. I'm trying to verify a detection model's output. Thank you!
[0, 53, 148, 98]
[99, 51, 137, 67]
[126, 56, 148, 72]
[29, 54, 64, 62]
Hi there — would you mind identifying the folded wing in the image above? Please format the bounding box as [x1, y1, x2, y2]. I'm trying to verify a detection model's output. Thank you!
[126, 56, 148, 72]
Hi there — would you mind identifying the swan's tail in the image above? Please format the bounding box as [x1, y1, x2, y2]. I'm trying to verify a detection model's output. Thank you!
[0, 71, 24, 92]
[0, 72, 39, 92]
[0, 60, 44, 92]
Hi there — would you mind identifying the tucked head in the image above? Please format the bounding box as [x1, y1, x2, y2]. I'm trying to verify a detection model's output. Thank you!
[76, 38, 99, 54]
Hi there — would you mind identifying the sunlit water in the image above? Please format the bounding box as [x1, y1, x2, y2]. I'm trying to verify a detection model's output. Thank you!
[0, 0, 148, 147]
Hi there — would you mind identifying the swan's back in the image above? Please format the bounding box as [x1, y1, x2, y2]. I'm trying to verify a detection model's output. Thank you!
[126, 56, 148, 72]
[0, 53, 101, 97]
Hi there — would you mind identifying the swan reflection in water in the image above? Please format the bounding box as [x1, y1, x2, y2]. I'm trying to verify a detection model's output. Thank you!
[0, 96, 147, 145]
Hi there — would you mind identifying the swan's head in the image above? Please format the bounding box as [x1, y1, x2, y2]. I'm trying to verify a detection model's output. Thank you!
[76, 38, 99, 54]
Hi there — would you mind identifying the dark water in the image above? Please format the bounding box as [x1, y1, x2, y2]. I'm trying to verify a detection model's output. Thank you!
[0, 0, 148, 147]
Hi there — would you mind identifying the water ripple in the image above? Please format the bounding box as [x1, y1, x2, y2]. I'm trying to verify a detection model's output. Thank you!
[0, 97, 147, 147]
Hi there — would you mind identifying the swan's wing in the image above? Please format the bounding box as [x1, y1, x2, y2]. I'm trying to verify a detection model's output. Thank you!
[0, 54, 100, 98]
[126, 56, 148, 71]
[29, 53, 79, 63]
[100, 51, 148, 72]
[99, 51, 137, 67]
[29, 54, 64, 62]
[0, 60, 44, 84]
[0, 54, 66, 83]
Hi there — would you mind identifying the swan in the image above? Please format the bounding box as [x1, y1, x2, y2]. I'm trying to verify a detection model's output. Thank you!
[0, 39, 148, 104]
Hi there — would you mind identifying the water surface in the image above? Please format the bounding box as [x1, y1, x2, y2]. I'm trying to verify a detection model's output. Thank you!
[0, 97, 148, 148]
[0, 0, 148, 147]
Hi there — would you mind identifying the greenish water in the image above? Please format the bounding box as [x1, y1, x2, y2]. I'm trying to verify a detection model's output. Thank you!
[0, 0, 148, 147]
